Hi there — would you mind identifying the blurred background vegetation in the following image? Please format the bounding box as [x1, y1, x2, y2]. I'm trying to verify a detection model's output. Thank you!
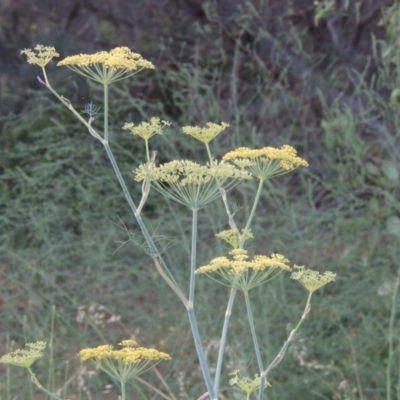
[1, 0, 400, 399]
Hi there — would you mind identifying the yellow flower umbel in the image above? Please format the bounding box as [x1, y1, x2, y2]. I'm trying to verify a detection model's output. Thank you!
[21, 45, 59, 68]
[183, 122, 229, 144]
[123, 118, 171, 162]
[291, 266, 336, 293]
[134, 159, 252, 209]
[78, 340, 171, 390]
[57, 47, 154, 84]
[183, 122, 230, 161]
[229, 370, 270, 399]
[223, 145, 308, 180]
[0, 341, 46, 369]
[195, 249, 291, 291]
[216, 229, 254, 249]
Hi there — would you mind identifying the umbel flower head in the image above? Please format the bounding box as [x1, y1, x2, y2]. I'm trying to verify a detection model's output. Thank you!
[78, 339, 171, 383]
[123, 118, 170, 140]
[183, 122, 229, 144]
[57, 47, 154, 84]
[216, 229, 254, 249]
[229, 369, 270, 395]
[223, 145, 308, 180]
[21, 45, 59, 68]
[0, 341, 46, 368]
[134, 159, 252, 209]
[195, 249, 291, 291]
[123, 118, 171, 161]
[291, 265, 336, 293]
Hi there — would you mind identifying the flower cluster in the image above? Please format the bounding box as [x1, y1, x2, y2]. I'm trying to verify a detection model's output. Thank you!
[79, 339, 170, 363]
[57, 47, 154, 84]
[78, 340, 171, 382]
[0, 341, 46, 368]
[291, 266, 336, 293]
[216, 229, 254, 249]
[122, 118, 170, 140]
[229, 369, 270, 395]
[183, 122, 229, 144]
[195, 249, 291, 290]
[134, 159, 251, 208]
[21, 45, 59, 68]
[223, 145, 308, 179]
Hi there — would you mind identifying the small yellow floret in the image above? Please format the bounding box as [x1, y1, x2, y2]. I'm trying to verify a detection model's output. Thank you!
[182, 122, 229, 144]
[21, 45, 59, 67]
[291, 266, 336, 293]
[0, 341, 46, 368]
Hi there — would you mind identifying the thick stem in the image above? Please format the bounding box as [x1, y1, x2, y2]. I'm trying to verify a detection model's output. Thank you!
[244, 291, 264, 373]
[121, 380, 126, 400]
[104, 83, 109, 142]
[214, 287, 237, 394]
[189, 208, 199, 304]
[187, 305, 217, 399]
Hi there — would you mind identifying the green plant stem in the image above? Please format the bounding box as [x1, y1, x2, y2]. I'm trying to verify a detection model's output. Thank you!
[258, 292, 313, 400]
[104, 83, 109, 142]
[28, 368, 63, 400]
[244, 291, 264, 373]
[386, 262, 400, 400]
[189, 208, 199, 304]
[145, 139, 150, 162]
[46, 305, 56, 394]
[245, 178, 264, 230]
[121, 380, 127, 400]
[214, 286, 237, 394]
[187, 305, 218, 399]
[205, 143, 213, 163]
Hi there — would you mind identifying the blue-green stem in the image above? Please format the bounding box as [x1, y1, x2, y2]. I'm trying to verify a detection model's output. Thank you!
[104, 83, 109, 142]
[244, 291, 264, 373]
[245, 178, 264, 230]
[46, 305, 56, 393]
[187, 305, 218, 399]
[214, 286, 237, 394]
[189, 208, 199, 304]
[205, 143, 213, 163]
[121, 380, 127, 400]
[145, 139, 150, 162]
[258, 292, 313, 400]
